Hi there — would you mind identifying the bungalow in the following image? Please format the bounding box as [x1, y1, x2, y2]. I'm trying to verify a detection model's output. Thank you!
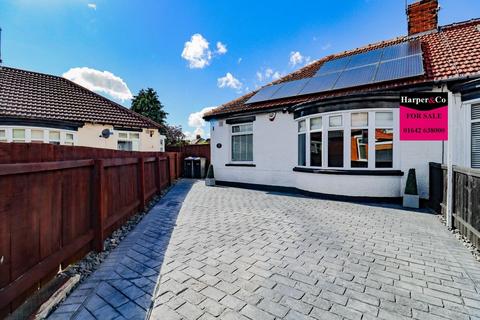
[204, 0, 480, 208]
[0, 66, 166, 151]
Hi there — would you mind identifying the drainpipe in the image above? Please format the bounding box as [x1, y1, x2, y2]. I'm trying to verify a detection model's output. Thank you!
[445, 90, 454, 229]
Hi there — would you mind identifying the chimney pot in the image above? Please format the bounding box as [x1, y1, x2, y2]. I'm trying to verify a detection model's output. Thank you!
[407, 0, 439, 35]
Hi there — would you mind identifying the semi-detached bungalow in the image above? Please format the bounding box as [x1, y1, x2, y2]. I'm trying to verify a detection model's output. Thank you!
[0, 66, 166, 151]
[204, 0, 480, 208]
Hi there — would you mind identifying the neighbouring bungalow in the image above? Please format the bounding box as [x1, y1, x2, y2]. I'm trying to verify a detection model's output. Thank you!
[0, 66, 166, 151]
[204, 0, 480, 206]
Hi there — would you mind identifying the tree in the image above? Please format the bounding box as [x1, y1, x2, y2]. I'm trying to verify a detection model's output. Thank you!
[164, 124, 187, 146]
[131, 88, 168, 130]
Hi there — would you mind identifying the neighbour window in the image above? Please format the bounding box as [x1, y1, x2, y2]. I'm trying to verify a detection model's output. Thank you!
[117, 131, 140, 151]
[231, 123, 253, 161]
[65, 133, 74, 146]
[472, 104, 480, 168]
[0, 129, 7, 142]
[375, 112, 393, 168]
[351, 112, 368, 168]
[49, 131, 61, 145]
[12, 129, 26, 143]
[297, 110, 395, 170]
[298, 120, 306, 166]
[328, 115, 343, 167]
[31, 129, 44, 143]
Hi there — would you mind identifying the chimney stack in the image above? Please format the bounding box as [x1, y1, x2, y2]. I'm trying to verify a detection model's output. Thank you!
[407, 0, 439, 35]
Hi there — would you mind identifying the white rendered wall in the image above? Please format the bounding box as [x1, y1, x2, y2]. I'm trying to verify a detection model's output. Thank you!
[210, 107, 445, 199]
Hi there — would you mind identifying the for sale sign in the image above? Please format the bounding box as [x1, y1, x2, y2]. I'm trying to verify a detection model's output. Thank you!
[400, 92, 448, 141]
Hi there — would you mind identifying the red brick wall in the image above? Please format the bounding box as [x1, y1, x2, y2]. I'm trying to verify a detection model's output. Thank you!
[407, 0, 438, 35]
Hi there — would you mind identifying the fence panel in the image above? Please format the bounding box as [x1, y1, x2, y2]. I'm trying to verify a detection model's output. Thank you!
[0, 143, 183, 316]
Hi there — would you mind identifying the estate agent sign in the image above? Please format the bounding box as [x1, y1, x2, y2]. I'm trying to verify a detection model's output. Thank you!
[400, 92, 448, 141]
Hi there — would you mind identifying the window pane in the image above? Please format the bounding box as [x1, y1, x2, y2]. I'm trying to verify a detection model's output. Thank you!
[310, 117, 322, 130]
[118, 132, 128, 139]
[298, 120, 306, 132]
[328, 130, 344, 167]
[329, 115, 342, 127]
[130, 132, 140, 139]
[49, 131, 60, 141]
[31, 129, 44, 140]
[118, 141, 132, 151]
[66, 133, 74, 141]
[375, 129, 393, 168]
[376, 112, 393, 127]
[310, 132, 322, 167]
[351, 129, 368, 168]
[298, 134, 306, 166]
[0, 129, 6, 140]
[13, 129, 25, 139]
[232, 134, 253, 161]
[351, 112, 368, 127]
[232, 123, 252, 133]
[472, 122, 480, 168]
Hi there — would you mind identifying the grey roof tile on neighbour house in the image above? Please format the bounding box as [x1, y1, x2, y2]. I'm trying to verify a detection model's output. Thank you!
[0, 66, 162, 129]
[204, 19, 480, 119]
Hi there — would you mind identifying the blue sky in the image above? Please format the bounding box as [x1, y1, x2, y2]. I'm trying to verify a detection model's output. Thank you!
[1, 0, 479, 139]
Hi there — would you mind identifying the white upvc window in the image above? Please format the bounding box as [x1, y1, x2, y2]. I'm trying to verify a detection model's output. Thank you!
[231, 123, 253, 162]
[472, 104, 480, 168]
[0, 127, 76, 145]
[117, 131, 140, 151]
[296, 109, 397, 170]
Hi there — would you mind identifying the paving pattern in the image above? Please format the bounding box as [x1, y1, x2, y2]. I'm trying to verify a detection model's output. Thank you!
[52, 180, 480, 320]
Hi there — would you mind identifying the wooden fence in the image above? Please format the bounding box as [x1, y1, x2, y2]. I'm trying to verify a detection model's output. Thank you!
[0, 144, 182, 316]
[166, 144, 211, 170]
[429, 162, 480, 248]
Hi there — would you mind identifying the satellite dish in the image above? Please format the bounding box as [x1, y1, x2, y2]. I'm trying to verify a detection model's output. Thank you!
[101, 129, 112, 138]
[268, 112, 276, 121]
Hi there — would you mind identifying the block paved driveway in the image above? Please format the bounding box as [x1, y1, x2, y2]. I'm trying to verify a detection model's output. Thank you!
[52, 179, 480, 320]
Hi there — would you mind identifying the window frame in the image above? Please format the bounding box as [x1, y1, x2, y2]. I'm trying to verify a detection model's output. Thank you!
[471, 103, 480, 168]
[116, 130, 140, 151]
[230, 123, 254, 163]
[0, 126, 76, 145]
[296, 108, 398, 171]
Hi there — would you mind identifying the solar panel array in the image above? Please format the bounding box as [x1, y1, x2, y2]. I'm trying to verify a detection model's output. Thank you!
[246, 40, 424, 104]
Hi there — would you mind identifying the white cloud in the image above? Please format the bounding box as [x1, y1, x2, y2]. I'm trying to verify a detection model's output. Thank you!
[181, 34, 212, 69]
[289, 51, 304, 66]
[256, 71, 263, 82]
[237, 57, 243, 64]
[188, 106, 215, 129]
[87, 3, 96, 10]
[181, 34, 228, 69]
[256, 68, 283, 83]
[217, 72, 242, 90]
[265, 68, 274, 78]
[63, 67, 133, 101]
[322, 43, 332, 51]
[216, 42, 227, 54]
[272, 71, 282, 80]
[185, 106, 216, 140]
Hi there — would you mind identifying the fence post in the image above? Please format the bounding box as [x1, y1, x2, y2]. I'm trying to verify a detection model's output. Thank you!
[138, 157, 146, 211]
[156, 156, 162, 193]
[166, 155, 172, 186]
[93, 159, 106, 252]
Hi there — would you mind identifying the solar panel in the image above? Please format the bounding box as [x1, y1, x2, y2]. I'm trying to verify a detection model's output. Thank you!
[374, 54, 424, 82]
[347, 50, 383, 68]
[270, 78, 310, 100]
[381, 40, 422, 60]
[316, 56, 350, 75]
[334, 65, 376, 89]
[246, 83, 283, 103]
[246, 39, 425, 105]
[299, 72, 341, 95]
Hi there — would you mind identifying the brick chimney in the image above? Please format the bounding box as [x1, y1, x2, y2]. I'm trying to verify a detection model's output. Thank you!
[407, 0, 439, 35]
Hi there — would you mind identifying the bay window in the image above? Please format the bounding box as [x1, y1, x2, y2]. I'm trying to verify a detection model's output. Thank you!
[297, 110, 396, 170]
[231, 123, 253, 161]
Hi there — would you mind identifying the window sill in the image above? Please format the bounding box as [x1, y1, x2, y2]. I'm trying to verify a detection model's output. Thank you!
[225, 163, 256, 167]
[293, 167, 403, 176]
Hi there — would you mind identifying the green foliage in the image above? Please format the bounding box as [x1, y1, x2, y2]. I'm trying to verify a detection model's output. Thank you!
[164, 124, 187, 146]
[131, 88, 168, 130]
[405, 168, 418, 195]
[206, 164, 214, 179]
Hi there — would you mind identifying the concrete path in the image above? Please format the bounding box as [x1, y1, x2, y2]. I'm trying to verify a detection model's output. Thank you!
[51, 180, 480, 320]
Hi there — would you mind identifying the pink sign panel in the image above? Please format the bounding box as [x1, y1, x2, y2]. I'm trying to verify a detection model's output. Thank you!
[400, 93, 448, 141]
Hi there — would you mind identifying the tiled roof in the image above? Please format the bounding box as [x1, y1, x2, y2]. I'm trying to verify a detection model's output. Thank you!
[205, 19, 480, 118]
[0, 66, 162, 129]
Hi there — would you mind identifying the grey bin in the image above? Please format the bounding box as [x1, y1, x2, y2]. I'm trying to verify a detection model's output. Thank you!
[184, 157, 207, 179]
